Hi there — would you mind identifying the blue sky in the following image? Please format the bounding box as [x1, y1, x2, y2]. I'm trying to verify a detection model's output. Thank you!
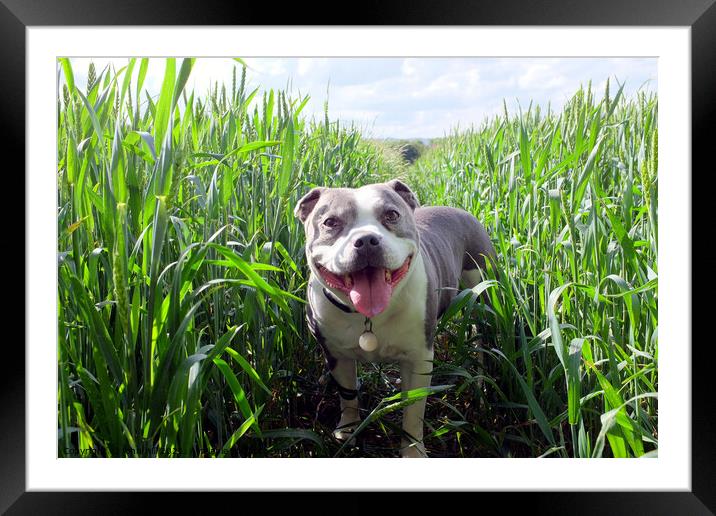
[67, 57, 657, 139]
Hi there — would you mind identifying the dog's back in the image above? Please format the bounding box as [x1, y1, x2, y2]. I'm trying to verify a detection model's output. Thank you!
[415, 206, 496, 340]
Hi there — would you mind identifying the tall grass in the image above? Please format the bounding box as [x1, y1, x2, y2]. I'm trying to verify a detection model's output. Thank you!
[407, 83, 658, 458]
[57, 58, 395, 457]
[57, 59, 657, 458]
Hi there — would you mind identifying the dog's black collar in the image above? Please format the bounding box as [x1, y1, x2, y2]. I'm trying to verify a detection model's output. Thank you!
[327, 372, 360, 400]
[322, 287, 355, 314]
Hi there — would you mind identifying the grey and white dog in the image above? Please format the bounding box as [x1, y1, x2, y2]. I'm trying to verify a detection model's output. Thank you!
[294, 179, 495, 457]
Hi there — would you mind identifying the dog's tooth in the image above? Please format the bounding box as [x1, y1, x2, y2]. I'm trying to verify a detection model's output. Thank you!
[385, 270, 392, 283]
[344, 274, 353, 288]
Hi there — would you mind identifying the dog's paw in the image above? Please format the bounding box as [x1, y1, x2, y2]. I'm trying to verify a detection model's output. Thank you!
[333, 412, 360, 443]
[333, 420, 360, 444]
[334, 408, 361, 443]
[400, 442, 428, 458]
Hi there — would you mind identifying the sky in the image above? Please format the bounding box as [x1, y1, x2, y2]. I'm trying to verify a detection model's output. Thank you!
[66, 57, 657, 139]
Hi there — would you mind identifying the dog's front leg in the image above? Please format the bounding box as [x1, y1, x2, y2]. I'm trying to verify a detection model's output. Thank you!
[331, 357, 361, 442]
[399, 350, 434, 458]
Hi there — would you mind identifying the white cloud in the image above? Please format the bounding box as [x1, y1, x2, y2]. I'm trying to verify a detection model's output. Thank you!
[243, 58, 288, 77]
[401, 58, 417, 77]
[297, 58, 314, 77]
[518, 64, 567, 90]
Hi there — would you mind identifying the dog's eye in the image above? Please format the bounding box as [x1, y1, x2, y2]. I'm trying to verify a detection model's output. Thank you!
[323, 217, 339, 228]
[384, 210, 400, 222]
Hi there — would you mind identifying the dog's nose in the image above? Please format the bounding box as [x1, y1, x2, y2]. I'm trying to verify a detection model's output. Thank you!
[353, 233, 382, 248]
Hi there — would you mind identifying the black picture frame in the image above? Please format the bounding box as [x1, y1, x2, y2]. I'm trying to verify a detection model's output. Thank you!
[6, 1, 714, 513]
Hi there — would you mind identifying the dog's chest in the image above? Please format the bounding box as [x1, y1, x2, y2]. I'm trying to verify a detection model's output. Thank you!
[308, 257, 429, 363]
[319, 307, 426, 362]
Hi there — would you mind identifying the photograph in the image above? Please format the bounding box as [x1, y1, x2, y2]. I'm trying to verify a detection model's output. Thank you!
[55, 56, 659, 459]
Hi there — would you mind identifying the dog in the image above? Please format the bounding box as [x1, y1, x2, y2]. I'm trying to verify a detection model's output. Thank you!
[294, 179, 495, 457]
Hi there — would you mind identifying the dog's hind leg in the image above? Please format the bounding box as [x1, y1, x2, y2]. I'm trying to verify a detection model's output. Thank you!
[460, 267, 487, 397]
[331, 357, 361, 442]
[460, 267, 483, 289]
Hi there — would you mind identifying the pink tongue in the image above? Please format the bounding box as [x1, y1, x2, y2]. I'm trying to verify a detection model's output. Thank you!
[349, 267, 392, 318]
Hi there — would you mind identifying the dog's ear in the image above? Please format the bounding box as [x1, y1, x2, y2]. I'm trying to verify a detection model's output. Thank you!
[294, 187, 323, 223]
[387, 179, 420, 211]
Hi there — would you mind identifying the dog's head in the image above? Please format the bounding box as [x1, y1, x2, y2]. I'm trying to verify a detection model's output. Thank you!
[294, 180, 420, 318]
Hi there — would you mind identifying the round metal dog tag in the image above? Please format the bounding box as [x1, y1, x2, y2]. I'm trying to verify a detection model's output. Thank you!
[359, 330, 378, 351]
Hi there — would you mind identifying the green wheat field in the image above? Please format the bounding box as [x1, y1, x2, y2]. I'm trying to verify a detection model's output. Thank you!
[57, 58, 658, 458]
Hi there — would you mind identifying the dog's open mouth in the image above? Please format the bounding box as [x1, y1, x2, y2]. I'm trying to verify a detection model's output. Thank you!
[317, 255, 413, 318]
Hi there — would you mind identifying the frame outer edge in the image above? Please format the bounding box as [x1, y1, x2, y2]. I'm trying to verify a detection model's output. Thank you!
[691, 0, 716, 514]
[5, 0, 714, 511]
[0, 0, 715, 25]
[0, 0, 27, 514]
